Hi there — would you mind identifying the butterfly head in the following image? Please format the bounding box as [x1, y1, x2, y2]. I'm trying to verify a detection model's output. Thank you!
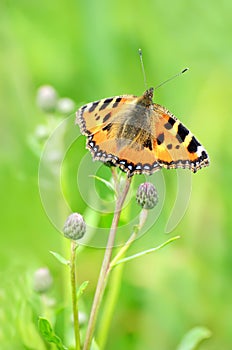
[141, 87, 154, 106]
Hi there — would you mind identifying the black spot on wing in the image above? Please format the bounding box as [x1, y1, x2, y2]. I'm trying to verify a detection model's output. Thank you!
[201, 150, 208, 160]
[102, 122, 113, 132]
[89, 101, 99, 113]
[103, 112, 111, 123]
[167, 144, 172, 149]
[157, 133, 164, 145]
[99, 98, 114, 110]
[176, 123, 189, 143]
[164, 117, 175, 130]
[112, 97, 122, 108]
[187, 136, 201, 153]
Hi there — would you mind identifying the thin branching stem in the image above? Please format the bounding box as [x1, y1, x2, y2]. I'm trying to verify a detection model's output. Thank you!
[109, 209, 148, 269]
[83, 176, 132, 350]
[109, 231, 137, 270]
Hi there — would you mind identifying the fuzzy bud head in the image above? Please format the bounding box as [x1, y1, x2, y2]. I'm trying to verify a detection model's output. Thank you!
[36, 85, 58, 112]
[136, 182, 158, 209]
[63, 213, 86, 240]
[33, 267, 53, 293]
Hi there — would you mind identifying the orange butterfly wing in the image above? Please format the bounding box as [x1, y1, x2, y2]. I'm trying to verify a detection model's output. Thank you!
[76, 89, 209, 176]
[151, 103, 209, 172]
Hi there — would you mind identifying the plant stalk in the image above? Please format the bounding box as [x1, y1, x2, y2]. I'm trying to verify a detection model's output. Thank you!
[109, 209, 148, 269]
[97, 260, 125, 349]
[96, 211, 149, 348]
[83, 176, 132, 350]
[70, 241, 81, 350]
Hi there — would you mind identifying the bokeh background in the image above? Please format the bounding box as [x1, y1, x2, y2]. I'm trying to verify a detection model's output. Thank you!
[1, 0, 232, 349]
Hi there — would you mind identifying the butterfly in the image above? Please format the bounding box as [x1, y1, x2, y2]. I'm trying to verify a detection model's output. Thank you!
[76, 87, 209, 176]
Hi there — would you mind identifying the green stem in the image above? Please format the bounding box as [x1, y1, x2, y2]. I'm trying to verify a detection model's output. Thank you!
[83, 176, 132, 350]
[97, 210, 147, 348]
[97, 261, 125, 349]
[70, 241, 81, 350]
[109, 231, 137, 269]
[109, 209, 148, 269]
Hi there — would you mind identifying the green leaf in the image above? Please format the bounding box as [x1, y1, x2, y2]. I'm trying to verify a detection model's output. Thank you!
[113, 236, 180, 267]
[50, 251, 69, 265]
[38, 317, 68, 350]
[176, 326, 212, 350]
[77, 280, 89, 300]
[89, 175, 116, 194]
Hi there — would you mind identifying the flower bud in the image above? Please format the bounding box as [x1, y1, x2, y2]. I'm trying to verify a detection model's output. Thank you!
[136, 182, 158, 209]
[63, 213, 86, 240]
[33, 267, 53, 293]
[57, 98, 75, 114]
[36, 85, 58, 112]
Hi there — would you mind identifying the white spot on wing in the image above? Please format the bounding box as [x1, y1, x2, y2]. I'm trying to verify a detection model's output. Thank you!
[196, 145, 205, 157]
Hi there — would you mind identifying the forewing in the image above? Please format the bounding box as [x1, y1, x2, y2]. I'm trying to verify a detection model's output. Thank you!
[152, 103, 209, 172]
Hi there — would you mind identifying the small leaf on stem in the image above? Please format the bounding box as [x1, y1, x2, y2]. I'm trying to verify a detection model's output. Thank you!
[50, 251, 70, 265]
[38, 317, 68, 350]
[77, 280, 89, 300]
[89, 175, 116, 194]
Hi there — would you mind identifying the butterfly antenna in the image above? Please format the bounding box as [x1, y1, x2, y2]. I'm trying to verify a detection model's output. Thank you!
[139, 49, 148, 90]
[155, 67, 189, 90]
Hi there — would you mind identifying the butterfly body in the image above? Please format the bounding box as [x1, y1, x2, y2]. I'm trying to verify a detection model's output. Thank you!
[76, 88, 209, 176]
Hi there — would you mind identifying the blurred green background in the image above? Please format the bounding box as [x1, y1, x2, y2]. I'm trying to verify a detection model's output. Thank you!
[1, 0, 232, 349]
